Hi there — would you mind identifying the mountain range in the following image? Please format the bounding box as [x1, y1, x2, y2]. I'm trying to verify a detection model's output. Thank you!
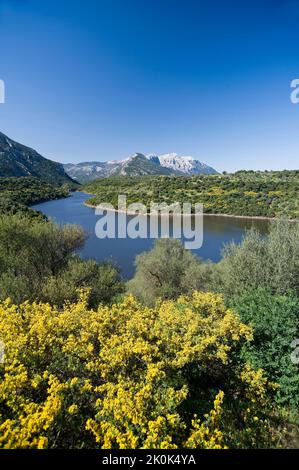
[64, 153, 217, 183]
[0, 131, 218, 184]
[0, 131, 76, 186]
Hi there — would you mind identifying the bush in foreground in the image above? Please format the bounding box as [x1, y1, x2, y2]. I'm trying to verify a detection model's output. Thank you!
[218, 220, 299, 297]
[229, 288, 299, 411]
[0, 292, 277, 449]
[127, 239, 215, 305]
[0, 214, 124, 307]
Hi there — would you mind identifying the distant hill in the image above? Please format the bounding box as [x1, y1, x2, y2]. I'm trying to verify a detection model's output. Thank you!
[0, 131, 77, 186]
[83, 170, 299, 219]
[64, 153, 217, 183]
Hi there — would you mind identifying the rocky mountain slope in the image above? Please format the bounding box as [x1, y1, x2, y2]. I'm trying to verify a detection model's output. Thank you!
[0, 131, 76, 186]
[147, 153, 217, 175]
[64, 152, 217, 182]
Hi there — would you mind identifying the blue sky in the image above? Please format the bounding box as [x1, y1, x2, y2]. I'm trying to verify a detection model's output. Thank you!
[0, 0, 299, 171]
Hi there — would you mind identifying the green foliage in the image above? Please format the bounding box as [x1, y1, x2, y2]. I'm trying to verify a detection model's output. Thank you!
[229, 289, 299, 410]
[218, 220, 299, 297]
[41, 257, 124, 308]
[127, 239, 215, 305]
[127, 221, 299, 418]
[0, 176, 70, 218]
[0, 214, 124, 306]
[0, 131, 77, 186]
[83, 170, 299, 219]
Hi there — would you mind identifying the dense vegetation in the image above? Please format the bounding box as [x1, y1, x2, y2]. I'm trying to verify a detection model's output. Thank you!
[0, 173, 298, 448]
[0, 177, 123, 308]
[127, 238, 215, 305]
[0, 214, 124, 307]
[83, 170, 299, 219]
[0, 177, 70, 219]
[0, 291, 277, 449]
[128, 223, 299, 418]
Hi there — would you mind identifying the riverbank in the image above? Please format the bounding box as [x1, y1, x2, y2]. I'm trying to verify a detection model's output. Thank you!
[80, 170, 299, 221]
[83, 198, 285, 221]
[31, 191, 270, 276]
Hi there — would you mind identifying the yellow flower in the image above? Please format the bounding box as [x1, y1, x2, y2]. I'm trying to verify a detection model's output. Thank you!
[0, 291, 272, 449]
[68, 405, 78, 415]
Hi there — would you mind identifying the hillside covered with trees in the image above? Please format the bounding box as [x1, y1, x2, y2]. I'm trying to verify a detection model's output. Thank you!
[83, 170, 299, 219]
[0, 173, 298, 448]
[0, 177, 71, 219]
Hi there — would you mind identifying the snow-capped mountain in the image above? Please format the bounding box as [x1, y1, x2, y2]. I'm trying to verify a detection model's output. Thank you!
[146, 153, 216, 175]
[64, 153, 217, 183]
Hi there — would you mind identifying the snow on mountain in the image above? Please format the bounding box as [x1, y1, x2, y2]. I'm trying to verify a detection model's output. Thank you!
[64, 152, 217, 182]
[146, 153, 217, 175]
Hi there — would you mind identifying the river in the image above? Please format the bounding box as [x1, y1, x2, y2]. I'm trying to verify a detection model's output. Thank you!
[32, 191, 269, 278]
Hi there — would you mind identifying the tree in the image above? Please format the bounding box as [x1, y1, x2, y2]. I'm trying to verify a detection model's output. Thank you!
[41, 257, 124, 308]
[0, 214, 124, 306]
[127, 239, 215, 305]
[217, 220, 299, 297]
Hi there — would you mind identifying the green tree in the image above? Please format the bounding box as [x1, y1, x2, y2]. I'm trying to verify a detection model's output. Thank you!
[0, 214, 124, 306]
[127, 239, 215, 305]
[41, 257, 124, 308]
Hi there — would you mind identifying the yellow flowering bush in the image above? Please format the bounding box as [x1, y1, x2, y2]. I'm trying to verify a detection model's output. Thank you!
[0, 291, 275, 448]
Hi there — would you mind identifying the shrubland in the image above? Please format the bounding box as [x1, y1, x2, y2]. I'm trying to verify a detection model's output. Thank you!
[0, 214, 124, 307]
[128, 221, 299, 429]
[0, 291, 277, 449]
[83, 170, 299, 219]
[0, 176, 71, 219]
[0, 174, 298, 448]
[127, 238, 214, 305]
[218, 219, 299, 297]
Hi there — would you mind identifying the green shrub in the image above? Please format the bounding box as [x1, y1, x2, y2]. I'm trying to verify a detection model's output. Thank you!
[229, 288, 299, 410]
[218, 220, 299, 297]
[127, 239, 214, 305]
[41, 257, 124, 307]
[0, 214, 124, 307]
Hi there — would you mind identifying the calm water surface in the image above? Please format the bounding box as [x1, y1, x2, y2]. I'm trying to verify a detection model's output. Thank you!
[32, 192, 269, 278]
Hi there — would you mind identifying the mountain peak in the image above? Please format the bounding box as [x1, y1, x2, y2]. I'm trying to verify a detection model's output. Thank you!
[147, 153, 216, 175]
[64, 152, 217, 183]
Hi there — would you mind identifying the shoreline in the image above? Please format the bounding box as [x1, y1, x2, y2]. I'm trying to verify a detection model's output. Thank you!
[83, 200, 280, 221]
[78, 191, 297, 221]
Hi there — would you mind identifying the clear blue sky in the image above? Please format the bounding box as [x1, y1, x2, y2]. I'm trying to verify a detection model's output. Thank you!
[0, 0, 299, 171]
